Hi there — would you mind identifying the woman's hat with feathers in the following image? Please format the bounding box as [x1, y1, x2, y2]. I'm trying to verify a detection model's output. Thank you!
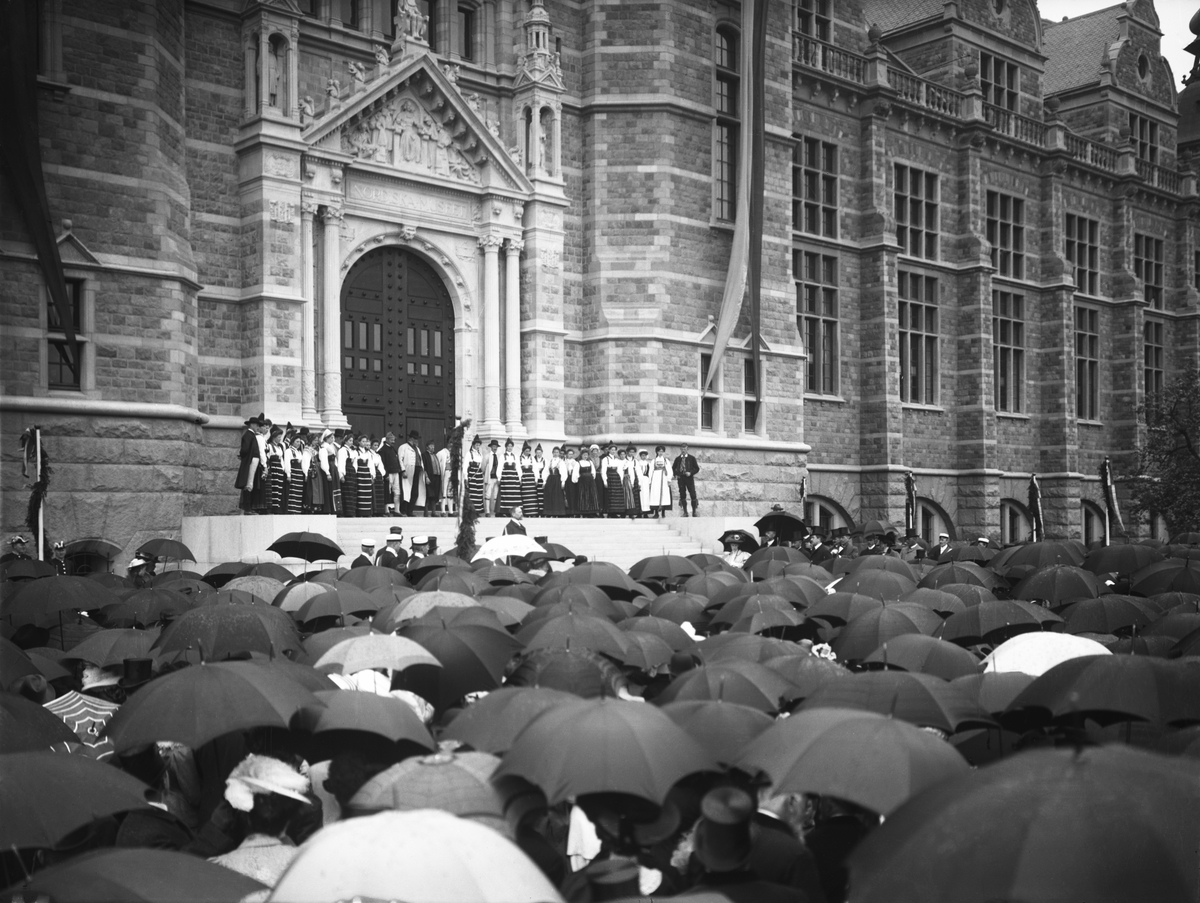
[224, 754, 311, 812]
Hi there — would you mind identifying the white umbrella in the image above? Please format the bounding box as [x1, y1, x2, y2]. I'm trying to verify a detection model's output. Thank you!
[314, 634, 441, 675]
[268, 809, 564, 903]
[982, 632, 1111, 676]
[472, 535, 547, 562]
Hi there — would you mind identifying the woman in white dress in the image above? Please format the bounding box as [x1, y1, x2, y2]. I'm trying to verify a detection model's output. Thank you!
[647, 445, 672, 518]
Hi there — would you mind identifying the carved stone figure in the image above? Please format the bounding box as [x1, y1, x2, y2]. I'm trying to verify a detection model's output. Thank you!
[268, 40, 282, 107]
[374, 46, 390, 69]
[326, 78, 341, 101]
[347, 61, 366, 89]
[399, 0, 427, 42]
[300, 95, 315, 124]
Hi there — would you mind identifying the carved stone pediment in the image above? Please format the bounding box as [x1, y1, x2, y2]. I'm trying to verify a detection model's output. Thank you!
[304, 53, 532, 195]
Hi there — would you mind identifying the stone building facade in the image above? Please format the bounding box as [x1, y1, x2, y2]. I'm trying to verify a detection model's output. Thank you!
[1, 0, 1197, 552]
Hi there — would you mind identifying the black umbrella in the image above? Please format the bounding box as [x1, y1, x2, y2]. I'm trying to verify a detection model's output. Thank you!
[753, 509, 808, 543]
[135, 538, 195, 562]
[268, 531, 344, 563]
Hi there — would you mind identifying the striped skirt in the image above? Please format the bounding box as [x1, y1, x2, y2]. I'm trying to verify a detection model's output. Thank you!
[606, 467, 626, 514]
[341, 463, 357, 517]
[287, 460, 305, 514]
[357, 465, 374, 516]
[267, 457, 287, 513]
[520, 466, 540, 516]
[467, 462, 484, 512]
[499, 463, 522, 514]
[374, 473, 386, 515]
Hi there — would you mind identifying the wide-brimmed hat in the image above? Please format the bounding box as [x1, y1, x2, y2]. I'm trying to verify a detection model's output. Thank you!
[488, 440, 500, 448]
[584, 858, 640, 899]
[243, 412, 266, 426]
[128, 557, 147, 569]
[593, 796, 681, 847]
[118, 657, 155, 690]
[10, 673, 56, 704]
[693, 786, 755, 872]
[224, 754, 312, 812]
[408, 430, 421, 440]
[81, 665, 121, 691]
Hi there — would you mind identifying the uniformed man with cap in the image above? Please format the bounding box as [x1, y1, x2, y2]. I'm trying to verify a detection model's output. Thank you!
[351, 539, 376, 569]
[375, 527, 408, 569]
[409, 535, 431, 566]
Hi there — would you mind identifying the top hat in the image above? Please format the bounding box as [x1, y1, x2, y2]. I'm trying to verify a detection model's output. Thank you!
[808, 525, 827, 539]
[118, 657, 155, 690]
[10, 673, 56, 704]
[693, 787, 755, 873]
[584, 858, 640, 901]
[408, 430, 421, 440]
[488, 440, 500, 448]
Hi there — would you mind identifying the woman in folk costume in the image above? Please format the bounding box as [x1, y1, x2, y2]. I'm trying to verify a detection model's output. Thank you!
[355, 435, 375, 516]
[519, 443, 540, 517]
[532, 444, 547, 515]
[265, 426, 288, 514]
[591, 444, 608, 516]
[562, 447, 580, 515]
[317, 431, 338, 515]
[604, 444, 626, 517]
[575, 446, 600, 517]
[541, 446, 565, 517]
[636, 449, 653, 518]
[336, 434, 356, 517]
[498, 438, 522, 517]
[466, 436, 485, 513]
[624, 449, 643, 518]
[648, 445, 673, 518]
[251, 420, 271, 513]
[302, 434, 321, 513]
[284, 435, 307, 514]
[370, 437, 387, 516]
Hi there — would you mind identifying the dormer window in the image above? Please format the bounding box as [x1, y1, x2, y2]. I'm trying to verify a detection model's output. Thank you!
[1129, 112, 1158, 163]
[980, 53, 1017, 112]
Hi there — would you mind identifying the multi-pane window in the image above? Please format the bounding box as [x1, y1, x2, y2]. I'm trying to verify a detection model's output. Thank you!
[714, 26, 740, 222]
[986, 191, 1025, 279]
[458, 3, 476, 61]
[793, 137, 838, 238]
[1000, 499, 1030, 545]
[1134, 234, 1164, 309]
[1129, 112, 1158, 163]
[980, 53, 1017, 111]
[1065, 214, 1099, 295]
[796, 249, 839, 395]
[1075, 306, 1100, 420]
[899, 272, 939, 405]
[895, 165, 939, 259]
[796, 0, 831, 39]
[700, 353, 718, 430]
[1144, 319, 1165, 396]
[992, 290, 1025, 413]
[47, 279, 84, 390]
[743, 357, 760, 431]
[340, 0, 359, 29]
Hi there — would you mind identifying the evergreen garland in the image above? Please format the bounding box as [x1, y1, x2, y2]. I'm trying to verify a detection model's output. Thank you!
[25, 447, 51, 545]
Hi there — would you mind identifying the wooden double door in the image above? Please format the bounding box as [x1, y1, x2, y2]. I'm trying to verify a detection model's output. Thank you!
[341, 247, 455, 446]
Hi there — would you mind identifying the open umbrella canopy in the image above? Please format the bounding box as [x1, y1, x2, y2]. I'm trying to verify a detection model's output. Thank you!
[103, 659, 324, 752]
[860, 519, 900, 538]
[617, 616, 692, 651]
[1083, 543, 1165, 576]
[1060, 595, 1158, 635]
[135, 538, 195, 562]
[763, 654, 850, 699]
[151, 571, 204, 586]
[659, 699, 774, 766]
[1144, 612, 1200, 640]
[473, 534, 548, 562]
[471, 565, 535, 587]
[753, 508, 808, 541]
[397, 617, 523, 708]
[737, 707, 970, 816]
[983, 632, 1112, 676]
[531, 583, 612, 610]
[194, 588, 271, 609]
[443, 686, 580, 754]
[268, 531, 344, 563]
[920, 562, 1004, 591]
[222, 575, 286, 604]
[745, 546, 807, 569]
[151, 604, 301, 661]
[314, 633, 442, 674]
[416, 569, 491, 596]
[846, 746, 1200, 903]
[1, 577, 123, 626]
[710, 593, 796, 627]
[835, 569, 918, 601]
[950, 672, 1036, 715]
[338, 566, 412, 593]
[647, 592, 709, 626]
[901, 587, 967, 617]
[350, 750, 506, 823]
[936, 544, 996, 564]
[4, 559, 56, 580]
[394, 591, 482, 623]
[800, 670, 994, 733]
[618, 631, 676, 670]
[936, 600, 1063, 647]
[539, 563, 651, 602]
[937, 583, 999, 607]
[807, 592, 884, 626]
[272, 580, 329, 613]
[62, 627, 161, 667]
[832, 603, 942, 662]
[784, 561, 834, 583]
[516, 611, 629, 659]
[691, 633, 807, 665]
[99, 587, 194, 627]
[267, 809, 564, 903]
[1014, 565, 1103, 604]
[294, 689, 435, 750]
[1005, 655, 1200, 726]
[654, 661, 798, 712]
[0, 692, 80, 753]
[992, 540, 1084, 572]
[295, 585, 383, 624]
[1, 637, 46, 687]
[844, 555, 919, 581]
[863, 634, 982, 680]
[497, 697, 717, 804]
[628, 554, 702, 584]
[1132, 558, 1200, 596]
[0, 751, 153, 849]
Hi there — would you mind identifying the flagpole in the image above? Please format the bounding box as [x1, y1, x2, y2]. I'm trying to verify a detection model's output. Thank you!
[35, 426, 44, 561]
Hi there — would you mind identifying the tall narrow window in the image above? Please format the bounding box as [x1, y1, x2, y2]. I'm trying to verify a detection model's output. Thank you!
[793, 136, 838, 238]
[992, 290, 1025, 413]
[423, 1, 438, 52]
[796, 0, 831, 40]
[1065, 214, 1099, 296]
[1195, 250, 1200, 292]
[895, 165, 939, 260]
[986, 191, 1025, 279]
[714, 25, 740, 223]
[980, 53, 1017, 111]
[796, 249, 839, 395]
[1134, 233, 1164, 309]
[899, 271, 939, 405]
[743, 357, 760, 431]
[1144, 318, 1165, 396]
[458, 3, 476, 61]
[1075, 305, 1100, 420]
[700, 353, 718, 431]
[47, 279, 84, 391]
[340, 0, 359, 29]
[1129, 112, 1159, 163]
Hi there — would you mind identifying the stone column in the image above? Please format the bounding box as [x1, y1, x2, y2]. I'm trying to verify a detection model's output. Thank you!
[300, 193, 319, 424]
[321, 203, 349, 427]
[480, 233, 505, 435]
[504, 238, 524, 436]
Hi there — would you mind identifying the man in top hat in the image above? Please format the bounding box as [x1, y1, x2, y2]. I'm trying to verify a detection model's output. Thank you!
[350, 539, 376, 569]
[687, 787, 810, 903]
[378, 433, 403, 514]
[805, 527, 835, 566]
[375, 527, 408, 569]
[398, 430, 427, 516]
[672, 444, 701, 517]
[482, 439, 502, 517]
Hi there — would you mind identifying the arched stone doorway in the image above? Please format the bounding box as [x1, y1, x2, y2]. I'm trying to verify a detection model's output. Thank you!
[340, 247, 456, 444]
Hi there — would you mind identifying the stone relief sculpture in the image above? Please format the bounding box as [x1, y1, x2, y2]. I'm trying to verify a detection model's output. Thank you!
[340, 96, 480, 184]
[347, 60, 367, 90]
[300, 95, 315, 124]
[398, 0, 427, 42]
[374, 46, 390, 69]
[267, 41, 282, 107]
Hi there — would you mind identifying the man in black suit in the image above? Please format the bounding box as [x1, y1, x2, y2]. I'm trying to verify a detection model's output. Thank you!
[378, 433, 402, 513]
[503, 505, 527, 536]
[375, 527, 408, 569]
[805, 527, 835, 566]
[350, 539, 375, 568]
[672, 444, 701, 517]
[930, 531, 952, 561]
[234, 413, 264, 514]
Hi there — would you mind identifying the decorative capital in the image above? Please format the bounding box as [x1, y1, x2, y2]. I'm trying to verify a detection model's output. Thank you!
[479, 233, 505, 252]
[322, 202, 344, 224]
[506, 239, 525, 256]
[300, 192, 319, 216]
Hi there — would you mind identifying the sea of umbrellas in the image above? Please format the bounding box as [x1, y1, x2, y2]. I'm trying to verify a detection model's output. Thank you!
[2, 529, 1200, 903]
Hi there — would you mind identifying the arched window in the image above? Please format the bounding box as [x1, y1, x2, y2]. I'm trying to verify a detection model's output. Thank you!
[714, 24, 739, 222]
[1000, 498, 1031, 545]
[803, 495, 853, 534]
[915, 497, 954, 544]
[1081, 500, 1106, 547]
